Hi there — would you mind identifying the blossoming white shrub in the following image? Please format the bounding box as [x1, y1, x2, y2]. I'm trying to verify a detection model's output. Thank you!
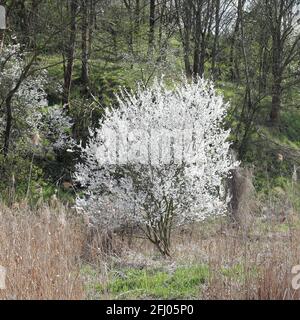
[0, 43, 73, 153]
[40, 105, 74, 151]
[76, 77, 238, 255]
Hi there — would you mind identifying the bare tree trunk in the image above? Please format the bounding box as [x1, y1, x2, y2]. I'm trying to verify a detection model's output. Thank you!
[229, 0, 245, 82]
[269, 28, 282, 125]
[62, 0, 77, 110]
[192, 0, 213, 77]
[175, 0, 192, 77]
[183, 35, 192, 77]
[3, 95, 12, 156]
[270, 77, 282, 124]
[148, 0, 156, 55]
[134, 0, 140, 34]
[88, 0, 95, 55]
[211, 0, 220, 79]
[81, 0, 89, 93]
[0, 30, 4, 53]
[158, 0, 166, 50]
[193, 4, 202, 76]
[123, 0, 135, 55]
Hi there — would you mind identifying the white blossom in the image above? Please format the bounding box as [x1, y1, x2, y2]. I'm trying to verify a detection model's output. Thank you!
[40, 105, 74, 150]
[0, 43, 73, 153]
[75, 77, 239, 251]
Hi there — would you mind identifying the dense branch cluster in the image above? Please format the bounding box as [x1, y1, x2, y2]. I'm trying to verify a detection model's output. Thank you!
[76, 77, 238, 254]
[0, 44, 73, 154]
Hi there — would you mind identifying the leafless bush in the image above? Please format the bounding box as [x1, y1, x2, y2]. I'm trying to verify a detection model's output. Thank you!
[228, 167, 257, 230]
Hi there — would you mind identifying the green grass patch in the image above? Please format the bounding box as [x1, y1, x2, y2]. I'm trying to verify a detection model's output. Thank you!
[98, 265, 209, 300]
[221, 263, 258, 282]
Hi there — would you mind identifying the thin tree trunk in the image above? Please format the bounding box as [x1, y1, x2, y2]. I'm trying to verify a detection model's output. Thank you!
[211, 0, 220, 79]
[62, 0, 77, 110]
[3, 95, 12, 156]
[229, 0, 244, 82]
[148, 0, 155, 55]
[175, 0, 192, 77]
[183, 27, 192, 77]
[193, 6, 202, 76]
[269, 29, 283, 125]
[88, 0, 95, 55]
[0, 30, 4, 53]
[270, 77, 282, 124]
[134, 0, 140, 34]
[81, 0, 89, 92]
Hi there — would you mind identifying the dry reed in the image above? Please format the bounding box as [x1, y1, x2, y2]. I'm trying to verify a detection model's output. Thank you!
[0, 203, 86, 300]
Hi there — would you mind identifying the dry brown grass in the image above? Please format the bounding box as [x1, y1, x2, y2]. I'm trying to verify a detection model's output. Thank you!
[96, 216, 300, 300]
[165, 219, 300, 300]
[195, 226, 300, 300]
[1, 201, 300, 300]
[0, 203, 86, 300]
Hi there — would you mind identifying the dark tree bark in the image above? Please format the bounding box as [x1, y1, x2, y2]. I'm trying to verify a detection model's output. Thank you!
[88, 0, 96, 55]
[270, 74, 282, 124]
[193, 5, 202, 76]
[192, 0, 213, 77]
[175, 0, 213, 78]
[229, 0, 245, 82]
[211, 0, 220, 79]
[148, 0, 156, 55]
[175, 0, 192, 77]
[266, 0, 300, 125]
[134, 0, 140, 34]
[62, 0, 78, 110]
[269, 8, 283, 125]
[81, 0, 90, 92]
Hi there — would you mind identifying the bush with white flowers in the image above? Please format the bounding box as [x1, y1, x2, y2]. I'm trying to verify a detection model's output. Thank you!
[0, 43, 73, 153]
[76, 77, 238, 255]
